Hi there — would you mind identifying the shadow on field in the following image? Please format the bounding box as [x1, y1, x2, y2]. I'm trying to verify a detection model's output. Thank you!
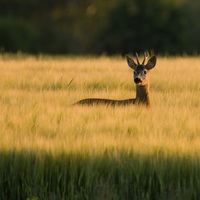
[0, 149, 200, 200]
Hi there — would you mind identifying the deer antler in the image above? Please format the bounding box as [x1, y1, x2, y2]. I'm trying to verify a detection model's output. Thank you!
[142, 52, 149, 65]
[135, 53, 140, 65]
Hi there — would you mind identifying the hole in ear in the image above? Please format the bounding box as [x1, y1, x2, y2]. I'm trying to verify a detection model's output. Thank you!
[125, 55, 137, 70]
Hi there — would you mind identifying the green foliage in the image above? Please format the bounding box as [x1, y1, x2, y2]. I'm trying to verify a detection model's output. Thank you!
[96, 0, 190, 54]
[0, 0, 199, 55]
[0, 17, 39, 53]
[1, 150, 200, 200]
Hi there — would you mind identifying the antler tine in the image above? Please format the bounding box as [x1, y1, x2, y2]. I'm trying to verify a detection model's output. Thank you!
[135, 52, 140, 65]
[142, 51, 149, 65]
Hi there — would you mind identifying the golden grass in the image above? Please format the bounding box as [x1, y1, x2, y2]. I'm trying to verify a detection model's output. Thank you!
[0, 55, 199, 157]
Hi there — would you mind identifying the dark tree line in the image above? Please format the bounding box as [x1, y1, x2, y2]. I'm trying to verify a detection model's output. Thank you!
[0, 0, 199, 55]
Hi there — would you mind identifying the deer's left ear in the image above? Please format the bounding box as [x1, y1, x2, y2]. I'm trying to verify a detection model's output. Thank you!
[145, 55, 157, 70]
[125, 54, 137, 70]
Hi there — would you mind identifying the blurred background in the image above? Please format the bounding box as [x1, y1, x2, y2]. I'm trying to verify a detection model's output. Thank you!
[0, 0, 199, 55]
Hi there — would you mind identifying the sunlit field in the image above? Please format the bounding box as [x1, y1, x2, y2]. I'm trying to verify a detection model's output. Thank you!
[0, 54, 200, 199]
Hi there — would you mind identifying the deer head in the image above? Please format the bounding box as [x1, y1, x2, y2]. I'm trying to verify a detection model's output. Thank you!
[125, 52, 157, 86]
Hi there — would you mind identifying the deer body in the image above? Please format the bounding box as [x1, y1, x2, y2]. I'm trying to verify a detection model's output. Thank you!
[75, 98, 136, 106]
[74, 53, 157, 106]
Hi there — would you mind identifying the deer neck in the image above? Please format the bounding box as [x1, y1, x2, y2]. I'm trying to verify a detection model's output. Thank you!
[135, 84, 150, 106]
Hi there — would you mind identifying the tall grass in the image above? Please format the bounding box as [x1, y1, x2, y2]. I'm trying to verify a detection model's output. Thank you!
[0, 55, 200, 199]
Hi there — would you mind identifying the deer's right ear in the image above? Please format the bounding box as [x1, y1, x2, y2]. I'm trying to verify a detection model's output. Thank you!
[145, 55, 157, 70]
[125, 55, 137, 70]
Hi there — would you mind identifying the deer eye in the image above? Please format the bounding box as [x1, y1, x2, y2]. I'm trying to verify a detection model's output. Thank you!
[144, 70, 147, 74]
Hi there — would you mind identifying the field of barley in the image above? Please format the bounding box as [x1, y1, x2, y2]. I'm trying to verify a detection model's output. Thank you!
[0, 54, 200, 200]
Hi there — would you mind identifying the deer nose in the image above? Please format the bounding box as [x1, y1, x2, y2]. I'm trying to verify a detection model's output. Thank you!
[134, 77, 142, 84]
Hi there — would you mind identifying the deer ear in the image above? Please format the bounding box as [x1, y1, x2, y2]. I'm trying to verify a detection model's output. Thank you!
[125, 54, 137, 70]
[145, 55, 157, 70]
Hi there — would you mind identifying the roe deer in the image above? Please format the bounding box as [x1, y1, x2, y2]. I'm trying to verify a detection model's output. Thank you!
[74, 52, 157, 106]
